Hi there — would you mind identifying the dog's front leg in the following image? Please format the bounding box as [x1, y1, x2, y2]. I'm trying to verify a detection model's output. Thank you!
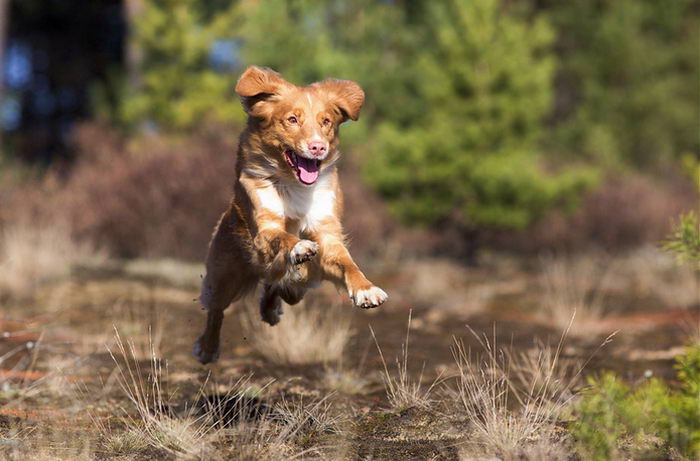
[253, 223, 319, 282]
[313, 230, 387, 309]
[241, 176, 319, 281]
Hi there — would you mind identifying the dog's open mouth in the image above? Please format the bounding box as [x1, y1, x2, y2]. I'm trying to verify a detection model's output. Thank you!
[284, 150, 320, 185]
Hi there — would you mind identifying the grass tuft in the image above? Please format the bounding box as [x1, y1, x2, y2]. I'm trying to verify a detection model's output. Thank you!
[448, 319, 589, 459]
[240, 299, 352, 365]
[0, 221, 104, 300]
[102, 327, 328, 460]
[371, 311, 443, 410]
[539, 254, 612, 335]
[105, 328, 221, 458]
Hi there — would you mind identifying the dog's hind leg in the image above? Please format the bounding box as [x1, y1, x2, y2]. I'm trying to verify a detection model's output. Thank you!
[260, 284, 283, 326]
[259, 283, 307, 326]
[194, 210, 257, 364]
[277, 284, 306, 305]
[194, 272, 240, 364]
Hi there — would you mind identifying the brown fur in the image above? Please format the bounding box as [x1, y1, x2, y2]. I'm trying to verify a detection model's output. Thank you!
[194, 66, 387, 364]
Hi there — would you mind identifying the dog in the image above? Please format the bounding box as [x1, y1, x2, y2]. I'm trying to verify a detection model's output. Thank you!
[193, 66, 388, 364]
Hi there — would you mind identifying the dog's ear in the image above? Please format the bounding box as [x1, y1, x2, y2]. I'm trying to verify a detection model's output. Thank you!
[235, 66, 291, 115]
[320, 79, 365, 122]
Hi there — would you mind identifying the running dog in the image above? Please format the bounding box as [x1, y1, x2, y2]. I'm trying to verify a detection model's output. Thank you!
[193, 66, 387, 364]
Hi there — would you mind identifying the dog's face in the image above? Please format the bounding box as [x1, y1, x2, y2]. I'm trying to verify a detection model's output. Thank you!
[235, 66, 364, 186]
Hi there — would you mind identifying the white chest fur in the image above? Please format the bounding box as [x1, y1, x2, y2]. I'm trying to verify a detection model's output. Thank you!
[255, 173, 336, 233]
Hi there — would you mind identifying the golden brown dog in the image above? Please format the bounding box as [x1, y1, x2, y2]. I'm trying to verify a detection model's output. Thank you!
[193, 66, 387, 364]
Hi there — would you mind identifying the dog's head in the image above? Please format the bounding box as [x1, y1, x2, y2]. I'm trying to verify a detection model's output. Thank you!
[235, 66, 364, 186]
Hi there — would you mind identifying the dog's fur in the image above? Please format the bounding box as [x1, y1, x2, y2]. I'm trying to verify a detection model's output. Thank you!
[193, 66, 387, 364]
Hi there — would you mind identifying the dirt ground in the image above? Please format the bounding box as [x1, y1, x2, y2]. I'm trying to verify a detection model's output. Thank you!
[0, 249, 698, 460]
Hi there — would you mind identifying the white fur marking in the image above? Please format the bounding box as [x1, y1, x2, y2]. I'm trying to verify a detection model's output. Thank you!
[309, 132, 323, 143]
[304, 187, 336, 231]
[306, 93, 313, 107]
[277, 173, 336, 232]
[351, 286, 388, 308]
[289, 239, 319, 264]
[256, 186, 285, 217]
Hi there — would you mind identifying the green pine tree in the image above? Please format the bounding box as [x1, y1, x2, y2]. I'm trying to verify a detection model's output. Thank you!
[119, 0, 245, 132]
[117, 0, 598, 241]
[361, 0, 597, 231]
[546, 0, 700, 168]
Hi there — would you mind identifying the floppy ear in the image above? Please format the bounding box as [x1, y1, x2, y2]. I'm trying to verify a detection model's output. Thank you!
[235, 66, 291, 114]
[320, 79, 365, 122]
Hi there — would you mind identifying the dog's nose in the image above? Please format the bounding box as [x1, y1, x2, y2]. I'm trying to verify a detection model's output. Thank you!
[308, 141, 327, 157]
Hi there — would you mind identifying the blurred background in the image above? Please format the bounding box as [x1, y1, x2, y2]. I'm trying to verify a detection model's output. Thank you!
[0, 1, 699, 459]
[0, 0, 697, 263]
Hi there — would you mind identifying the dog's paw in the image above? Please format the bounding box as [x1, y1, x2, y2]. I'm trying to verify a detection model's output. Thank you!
[350, 285, 388, 309]
[289, 240, 319, 265]
[193, 338, 220, 365]
[260, 301, 284, 326]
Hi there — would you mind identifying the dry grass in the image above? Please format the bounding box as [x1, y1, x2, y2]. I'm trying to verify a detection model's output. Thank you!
[100, 328, 329, 460]
[240, 299, 352, 365]
[1, 244, 692, 459]
[539, 249, 699, 338]
[0, 342, 39, 404]
[109, 296, 165, 360]
[371, 311, 443, 410]
[507, 338, 582, 404]
[613, 246, 700, 309]
[399, 258, 491, 318]
[274, 394, 344, 437]
[450, 341, 563, 458]
[0, 332, 77, 406]
[448, 321, 616, 460]
[0, 221, 105, 300]
[539, 254, 613, 335]
[322, 366, 374, 395]
[101, 427, 150, 455]
[448, 322, 574, 459]
[104, 329, 219, 459]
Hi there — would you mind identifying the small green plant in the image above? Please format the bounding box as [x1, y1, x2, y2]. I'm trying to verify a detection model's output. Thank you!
[572, 344, 700, 459]
[663, 212, 700, 268]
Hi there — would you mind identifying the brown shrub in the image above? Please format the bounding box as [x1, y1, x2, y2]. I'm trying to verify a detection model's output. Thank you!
[7, 123, 685, 261]
[70, 124, 239, 260]
[489, 172, 697, 253]
[2, 124, 236, 260]
[1, 123, 397, 261]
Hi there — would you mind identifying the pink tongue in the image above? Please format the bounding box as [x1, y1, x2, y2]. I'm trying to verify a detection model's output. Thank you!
[296, 156, 319, 184]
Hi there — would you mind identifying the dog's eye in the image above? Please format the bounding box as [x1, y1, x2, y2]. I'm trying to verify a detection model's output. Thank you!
[287, 116, 298, 124]
[322, 118, 331, 127]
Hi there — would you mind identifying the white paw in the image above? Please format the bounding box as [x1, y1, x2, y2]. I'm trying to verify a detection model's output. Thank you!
[289, 240, 319, 265]
[350, 286, 388, 309]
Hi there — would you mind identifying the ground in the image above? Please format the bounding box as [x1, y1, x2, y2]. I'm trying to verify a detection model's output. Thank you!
[0, 249, 697, 460]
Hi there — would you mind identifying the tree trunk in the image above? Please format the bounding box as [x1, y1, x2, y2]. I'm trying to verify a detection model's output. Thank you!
[124, 0, 144, 90]
[0, 0, 10, 151]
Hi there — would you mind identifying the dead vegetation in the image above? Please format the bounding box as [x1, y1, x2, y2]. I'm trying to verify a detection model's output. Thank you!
[98, 329, 340, 460]
[0, 221, 695, 459]
[0, 220, 105, 300]
[448, 332, 573, 459]
[240, 299, 353, 365]
[539, 253, 612, 335]
[372, 311, 443, 411]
